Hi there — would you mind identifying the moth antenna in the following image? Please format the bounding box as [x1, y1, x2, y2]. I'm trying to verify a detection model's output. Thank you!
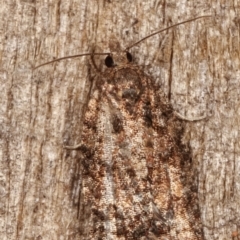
[34, 52, 110, 69]
[125, 15, 212, 51]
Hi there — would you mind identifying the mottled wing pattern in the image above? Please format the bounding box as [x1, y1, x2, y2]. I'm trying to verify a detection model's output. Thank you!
[75, 64, 202, 239]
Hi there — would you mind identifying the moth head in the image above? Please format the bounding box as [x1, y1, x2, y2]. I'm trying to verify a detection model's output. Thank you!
[105, 51, 133, 68]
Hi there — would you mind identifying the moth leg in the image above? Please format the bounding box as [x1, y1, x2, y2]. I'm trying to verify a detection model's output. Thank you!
[174, 111, 210, 122]
[63, 143, 83, 150]
[90, 54, 101, 73]
[88, 46, 103, 74]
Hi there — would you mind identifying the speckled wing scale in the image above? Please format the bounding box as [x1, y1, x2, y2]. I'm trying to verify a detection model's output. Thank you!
[34, 15, 212, 240]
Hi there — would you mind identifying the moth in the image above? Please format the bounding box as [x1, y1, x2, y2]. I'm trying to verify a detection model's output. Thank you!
[35, 15, 211, 239]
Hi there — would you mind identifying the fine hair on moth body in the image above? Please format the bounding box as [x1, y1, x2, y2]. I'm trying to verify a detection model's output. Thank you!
[35, 15, 212, 239]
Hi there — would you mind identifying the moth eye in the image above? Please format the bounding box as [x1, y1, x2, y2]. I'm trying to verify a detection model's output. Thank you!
[105, 55, 114, 68]
[126, 51, 132, 62]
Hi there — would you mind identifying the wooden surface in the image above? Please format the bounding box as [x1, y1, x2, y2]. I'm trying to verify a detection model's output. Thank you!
[0, 0, 239, 239]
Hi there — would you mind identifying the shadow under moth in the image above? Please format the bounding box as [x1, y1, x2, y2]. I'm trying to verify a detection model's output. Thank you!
[35, 15, 211, 240]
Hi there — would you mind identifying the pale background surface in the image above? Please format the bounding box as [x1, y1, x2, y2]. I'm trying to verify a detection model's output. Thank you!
[0, 0, 239, 239]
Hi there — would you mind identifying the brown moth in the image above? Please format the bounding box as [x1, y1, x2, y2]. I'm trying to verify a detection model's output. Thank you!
[35, 15, 211, 239]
